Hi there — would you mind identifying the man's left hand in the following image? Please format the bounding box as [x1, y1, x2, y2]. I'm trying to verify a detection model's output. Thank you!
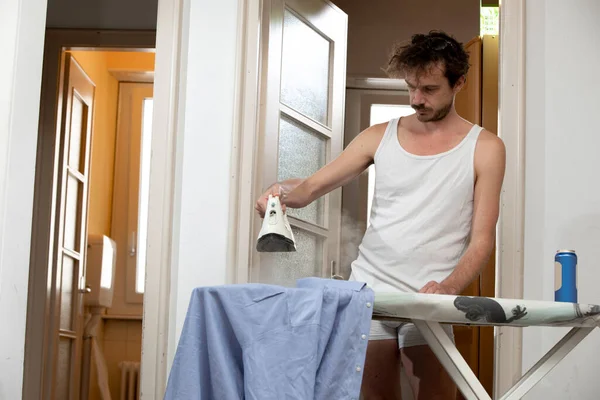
[418, 281, 459, 295]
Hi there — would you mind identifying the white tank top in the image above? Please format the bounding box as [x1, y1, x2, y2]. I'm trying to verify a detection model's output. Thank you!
[350, 117, 483, 293]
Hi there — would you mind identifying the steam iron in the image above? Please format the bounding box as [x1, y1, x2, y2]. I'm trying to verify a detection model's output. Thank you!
[256, 194, 297, 252]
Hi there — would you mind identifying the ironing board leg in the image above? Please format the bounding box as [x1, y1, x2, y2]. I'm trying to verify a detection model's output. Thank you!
[498, 327, 594, 400]
[412, 319, 492, 400]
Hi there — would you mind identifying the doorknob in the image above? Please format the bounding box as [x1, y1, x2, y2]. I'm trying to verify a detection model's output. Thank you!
[129, 231, 137, 256]
[79, 286, 91, 294]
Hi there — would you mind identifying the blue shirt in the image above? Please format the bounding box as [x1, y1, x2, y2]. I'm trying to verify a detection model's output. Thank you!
[163, 277, 374, 399]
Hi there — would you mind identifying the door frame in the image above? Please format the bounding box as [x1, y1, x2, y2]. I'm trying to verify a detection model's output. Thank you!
[494, 0, 526, 396]
[24, 28, 156, 400]
[229, 0, 264, 285]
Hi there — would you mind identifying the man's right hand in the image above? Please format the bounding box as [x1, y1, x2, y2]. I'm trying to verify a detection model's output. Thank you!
[255, 184, 285, 218]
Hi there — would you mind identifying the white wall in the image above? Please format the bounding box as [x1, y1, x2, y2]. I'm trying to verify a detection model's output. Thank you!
[0, 0, 48, 398]
[522, 1, 600, 398]
[165, 0, 241, 374]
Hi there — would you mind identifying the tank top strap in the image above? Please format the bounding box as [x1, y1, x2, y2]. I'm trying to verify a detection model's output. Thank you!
[373, 117, 400, 161]
[465, 124, 484, 155]
[468, 124, 484, 141]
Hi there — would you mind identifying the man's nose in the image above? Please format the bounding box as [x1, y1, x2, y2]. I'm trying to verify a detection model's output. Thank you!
[412, 90, 424, 105]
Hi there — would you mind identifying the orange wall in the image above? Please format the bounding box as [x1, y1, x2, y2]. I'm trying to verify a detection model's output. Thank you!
[68, 50, 155, 237]
[106, 51, 155, 71]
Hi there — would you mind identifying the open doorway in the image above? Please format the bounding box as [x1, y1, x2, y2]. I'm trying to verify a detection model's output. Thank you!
[24, 30, 155, 400]
[71, 49, 154, 400]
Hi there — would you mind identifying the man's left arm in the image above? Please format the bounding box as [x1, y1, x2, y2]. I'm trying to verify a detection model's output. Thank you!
[420, 132, 506, 295]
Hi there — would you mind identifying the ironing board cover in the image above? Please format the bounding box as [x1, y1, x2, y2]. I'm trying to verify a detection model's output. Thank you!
[373, 292, 600, 328]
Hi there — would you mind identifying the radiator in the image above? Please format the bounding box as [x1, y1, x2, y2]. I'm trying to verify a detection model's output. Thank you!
[119, 361, 140, 400]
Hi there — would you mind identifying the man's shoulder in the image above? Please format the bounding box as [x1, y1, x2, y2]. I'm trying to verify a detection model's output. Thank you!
[360, 120, 389, 143]
[479, 128, 505, 147]
[476, 128, 505, 153]
[474, 129, 506, 174]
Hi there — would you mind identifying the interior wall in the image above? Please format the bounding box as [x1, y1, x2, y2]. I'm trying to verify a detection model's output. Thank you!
[330, 0, 480, 78]
[46, 0, 158, 29]
[165, 0, 240, 376]
[522, 1, 600, 398]
[0, 0, 48, 398]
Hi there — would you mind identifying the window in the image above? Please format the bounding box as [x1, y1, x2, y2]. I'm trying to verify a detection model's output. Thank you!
[480, 7, 499, 35]
[108, 82, 153, 317]
[136, 98, 153, 294]
[367, 104, 415, 226]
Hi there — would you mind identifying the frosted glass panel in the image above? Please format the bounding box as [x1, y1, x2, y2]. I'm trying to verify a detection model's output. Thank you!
[278, 115, 326, 225]
[60, 255, 75, 331]
[281, 9, 330, 125]
[68, 95, 86, 172]
[64, 173, 82, 251]
[55, 338, 72, 400]
[259, 227, 323, 286]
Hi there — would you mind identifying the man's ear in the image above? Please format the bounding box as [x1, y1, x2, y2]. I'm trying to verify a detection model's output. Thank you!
[453, 75, 466, 93]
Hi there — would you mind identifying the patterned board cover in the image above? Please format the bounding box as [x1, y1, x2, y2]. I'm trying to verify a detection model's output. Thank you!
[373, 292, 600, 327]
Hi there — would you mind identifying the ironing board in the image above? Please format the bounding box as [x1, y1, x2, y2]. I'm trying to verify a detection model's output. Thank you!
[372, 292, 600, 400]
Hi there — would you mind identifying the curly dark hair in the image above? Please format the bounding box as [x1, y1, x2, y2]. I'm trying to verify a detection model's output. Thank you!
[383, 31, 470, 88]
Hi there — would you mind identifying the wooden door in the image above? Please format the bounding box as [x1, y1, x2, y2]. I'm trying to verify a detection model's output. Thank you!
[252, 0, 348, 286]
[479, 33, 499, 396]
[454, 34, 499, 398]
[43, 53, 95, 400]
[453, 37, 483, 396]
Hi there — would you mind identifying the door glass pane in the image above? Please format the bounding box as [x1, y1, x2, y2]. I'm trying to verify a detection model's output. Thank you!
[68, 94, 87, 172]
[278, 115, 326, 225]
[370, 104, 415, 126]
[55, 338, 72, 400]
[259, 227, 323, 286]
[60, 255, 76, 331]
[281, 8, 330, 125]
[136, 98, 153, 294]
[64, 173, 83, 252]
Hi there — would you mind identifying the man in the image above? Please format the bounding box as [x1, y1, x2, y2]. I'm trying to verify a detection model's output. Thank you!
[255, 31, 505, 399]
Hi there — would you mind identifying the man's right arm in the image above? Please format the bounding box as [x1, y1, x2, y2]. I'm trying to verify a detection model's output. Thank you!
[255, 122, 387, 216]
